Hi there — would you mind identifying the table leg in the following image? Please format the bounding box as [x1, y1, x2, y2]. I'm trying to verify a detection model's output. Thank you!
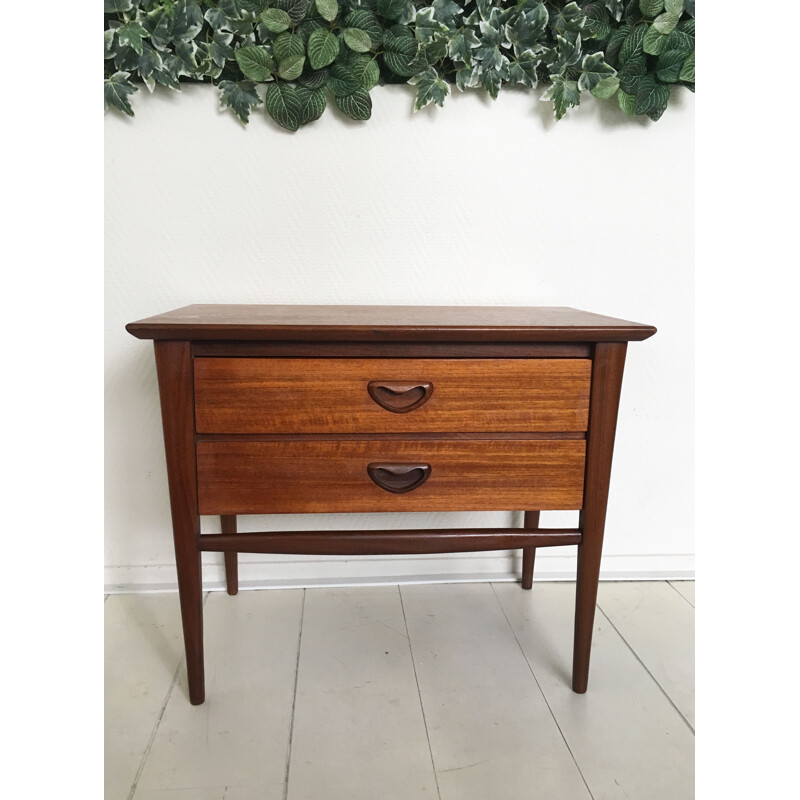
[521, 510, 540, 590]
[221, 515, 238, 595]
[155, 341, 205, 705]
[572, 342, 627, 694]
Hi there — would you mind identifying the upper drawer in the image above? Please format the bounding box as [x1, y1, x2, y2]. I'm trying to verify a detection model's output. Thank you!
[194, 358, 591, 434]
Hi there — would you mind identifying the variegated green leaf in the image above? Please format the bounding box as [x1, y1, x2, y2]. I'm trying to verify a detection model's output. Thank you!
[104, 28, 117, 60]
[218, 80, 263, 124]
[541, 74, 580, 120]
[447, 28, 480, 66]
[235, 45, 276, 81]
[104, 71, 137, 116]
[508, 49, 541, 88]
[105, 0, 132, 12]
[409, 67, 450, 111]
[577, 51, 615, 92]
[307, 28, 340, 69]
[117, 22, 148, 57]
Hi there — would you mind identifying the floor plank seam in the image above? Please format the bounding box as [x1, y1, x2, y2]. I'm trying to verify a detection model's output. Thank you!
[595, 604, 695, 734]
[667, 580, 695, 608]
[489, 583, 596, 800]
[283, 588, 306, 800]
[125, 592, 211, 800]
[126, 657, 182, 800]
[398, 585, 443, 800]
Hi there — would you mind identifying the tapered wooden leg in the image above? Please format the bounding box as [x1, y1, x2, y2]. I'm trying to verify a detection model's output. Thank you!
[221, 515, 238, 595]
[155, 341, 205, 705]
[572, 342, 627, 694]
[521, 510, 540, 590]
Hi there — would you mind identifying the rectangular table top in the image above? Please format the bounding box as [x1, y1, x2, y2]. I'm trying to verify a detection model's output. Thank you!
[126, 304, 657, 343]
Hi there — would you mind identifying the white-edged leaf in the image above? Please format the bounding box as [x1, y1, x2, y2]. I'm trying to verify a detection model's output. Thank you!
[408, 67, 450, 111]
[218, 80, 263, 124]
[104, 71, 138, 116]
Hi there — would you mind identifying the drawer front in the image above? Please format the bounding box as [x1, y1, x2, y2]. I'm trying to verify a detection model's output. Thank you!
[196, 439, 586, 514]
[194, 358, 591, 434]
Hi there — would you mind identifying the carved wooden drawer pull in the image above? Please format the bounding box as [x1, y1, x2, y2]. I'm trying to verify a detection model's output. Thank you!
[367, 463, 432, 494]
[367, 381, 433, 413]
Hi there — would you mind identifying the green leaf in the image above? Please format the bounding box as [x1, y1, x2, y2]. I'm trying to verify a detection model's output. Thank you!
[634, 76, 669, 115]
[265, 81, 302, 131]
[617, 55, 646, 93]
[582, 5, 611, 42]
[335, 91, 372, 120]
[656, 49, 688, 83]
[315, 0, 339, 23]
[408, 67, 450, 111]
[326, 62, 360, 96]
[117, 22, 148, 57]
[273, 0, 312, 25]
[104, 71, 138, 117]
[343, 10, 383, 47]
[218, 79, 263, 124]
[619, 24, 646, 64]
[105, 0, 132, 11]
[578, 51, 615, 92]
[590, 74, 619, 99]
[638, 0, 663, 18]
[679, 51, 694, 82]
[653, 10, 680, 35]
[307, 28, 340, 69]
[299, 67, 329, 89]
[296, 85, 327, 124]
[541, 74, 580, 120]
[664, 0, 684, 14]
[376, 0, 407, 20]
[618, 88, 636, 115]
[343, 28, 373, 53]
[235, 45, 275, 81]
[274, 33, 305, 63]
[279, 54, 306, 80]
[260, 9, 292, 33]
[643, 25, 668, 55]
[382, 26, 419, 77]
[343, 53, 381, 91]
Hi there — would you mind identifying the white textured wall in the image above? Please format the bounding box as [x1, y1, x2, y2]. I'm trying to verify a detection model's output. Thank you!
[104, 83, 694, 591]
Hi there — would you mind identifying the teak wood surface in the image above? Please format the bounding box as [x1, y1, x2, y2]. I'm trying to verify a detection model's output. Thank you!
[196, 438, 586, 515]
[129, 304, 656, 705]
[194, 357, 591, 434]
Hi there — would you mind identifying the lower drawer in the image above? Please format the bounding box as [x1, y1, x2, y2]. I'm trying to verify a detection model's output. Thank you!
[196, 439, 586, 514]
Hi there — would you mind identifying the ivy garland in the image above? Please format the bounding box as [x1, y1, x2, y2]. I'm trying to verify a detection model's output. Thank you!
[104, 0, 695, 131]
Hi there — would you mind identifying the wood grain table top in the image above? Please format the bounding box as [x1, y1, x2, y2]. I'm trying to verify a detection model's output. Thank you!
[126, 305, 657, 342]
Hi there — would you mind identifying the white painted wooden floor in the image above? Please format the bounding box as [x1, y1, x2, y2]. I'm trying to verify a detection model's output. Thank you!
[105, 581, 694, 800]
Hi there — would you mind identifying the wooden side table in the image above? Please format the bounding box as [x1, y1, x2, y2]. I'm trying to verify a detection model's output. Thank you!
[127, 305, 656, 705]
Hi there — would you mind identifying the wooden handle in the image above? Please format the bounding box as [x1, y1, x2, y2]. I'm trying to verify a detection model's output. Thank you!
[367, 463, 431, 494]
[367, 381, 433, 413]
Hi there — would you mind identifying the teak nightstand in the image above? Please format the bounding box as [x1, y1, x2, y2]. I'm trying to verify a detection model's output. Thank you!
[127, 305, 656, 705]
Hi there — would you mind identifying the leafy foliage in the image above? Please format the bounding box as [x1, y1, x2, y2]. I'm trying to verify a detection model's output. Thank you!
[105, 0, 695, 130]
